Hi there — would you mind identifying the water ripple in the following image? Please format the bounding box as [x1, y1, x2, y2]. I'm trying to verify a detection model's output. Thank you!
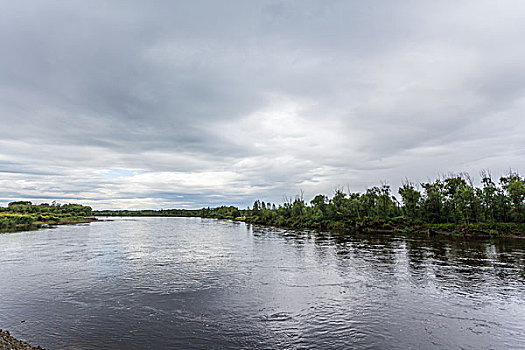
[0, 217, 524, 349]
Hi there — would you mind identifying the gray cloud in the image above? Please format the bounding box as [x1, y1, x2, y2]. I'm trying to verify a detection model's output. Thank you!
[1, 0, 524, 209]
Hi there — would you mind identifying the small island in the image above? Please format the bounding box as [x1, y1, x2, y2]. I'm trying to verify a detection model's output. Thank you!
[0, 201, 96, 233]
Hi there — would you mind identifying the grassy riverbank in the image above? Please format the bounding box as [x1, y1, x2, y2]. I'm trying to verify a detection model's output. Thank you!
[0, 202, 96, 233]
[0, 330, 43, 350]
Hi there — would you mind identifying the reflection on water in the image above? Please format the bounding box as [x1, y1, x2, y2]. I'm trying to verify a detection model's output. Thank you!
[0, 217, 523, 349]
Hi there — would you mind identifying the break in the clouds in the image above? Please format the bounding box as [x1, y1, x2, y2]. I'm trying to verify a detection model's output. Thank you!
[1, 0, 524, 209]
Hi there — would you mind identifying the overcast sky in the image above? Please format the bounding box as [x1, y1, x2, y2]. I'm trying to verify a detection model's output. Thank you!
[1, 0, 524, 209]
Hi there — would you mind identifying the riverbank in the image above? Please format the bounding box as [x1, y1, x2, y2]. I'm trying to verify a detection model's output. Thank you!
[236, 215, 525, 238]
[95, 213, 525, 239]
[0, 216, 98, 234]
[1, 330, 43, 350]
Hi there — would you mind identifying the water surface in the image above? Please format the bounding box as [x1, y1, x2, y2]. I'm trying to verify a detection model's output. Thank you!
[1, 217, 524, 349]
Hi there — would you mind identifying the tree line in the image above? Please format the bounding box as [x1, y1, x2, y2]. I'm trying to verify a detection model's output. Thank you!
[241, 171, 523, 235]
[0, 202, 94, 232]
[94, 171, 524, 236]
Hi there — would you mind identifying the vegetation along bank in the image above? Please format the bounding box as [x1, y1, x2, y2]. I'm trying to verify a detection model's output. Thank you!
[96, 171, 524, 237]
[0, 202, 96, 233]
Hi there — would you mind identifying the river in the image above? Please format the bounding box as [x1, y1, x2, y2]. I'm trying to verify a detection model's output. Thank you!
[0, 217, 524, 349]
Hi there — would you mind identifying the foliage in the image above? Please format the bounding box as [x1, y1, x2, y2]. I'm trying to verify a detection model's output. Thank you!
[0, 202, 94, 232]
[94, 171, 524, 237]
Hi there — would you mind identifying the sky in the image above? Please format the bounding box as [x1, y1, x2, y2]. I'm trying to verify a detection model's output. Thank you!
[0, 0, 524, 210]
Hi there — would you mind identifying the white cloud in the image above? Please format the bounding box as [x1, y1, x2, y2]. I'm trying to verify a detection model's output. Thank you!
[0, 0, 524, 209]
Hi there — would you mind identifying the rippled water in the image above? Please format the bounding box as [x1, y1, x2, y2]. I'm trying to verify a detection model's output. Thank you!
[0, 217, 524, 349]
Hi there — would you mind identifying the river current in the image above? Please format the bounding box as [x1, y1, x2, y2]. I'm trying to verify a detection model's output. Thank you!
[0, 217, 524, 349]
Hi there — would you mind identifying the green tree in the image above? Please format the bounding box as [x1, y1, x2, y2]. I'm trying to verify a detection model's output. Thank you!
[398, 183, 421, 219]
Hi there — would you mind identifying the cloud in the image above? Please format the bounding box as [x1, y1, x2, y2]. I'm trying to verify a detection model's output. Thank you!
[1, 0, 524, 209]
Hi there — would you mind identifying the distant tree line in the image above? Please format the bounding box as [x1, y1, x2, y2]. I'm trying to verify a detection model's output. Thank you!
[95, 206, 242, 219]
[94, 171, 524, 236]
[94, 208, 203, 217]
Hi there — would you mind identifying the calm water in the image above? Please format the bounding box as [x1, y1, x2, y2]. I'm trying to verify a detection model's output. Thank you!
[0, 217, 524, 349]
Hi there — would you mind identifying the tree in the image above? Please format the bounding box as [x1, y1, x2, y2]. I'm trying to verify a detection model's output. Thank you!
[501, 174, 525, 222]
[311, 195, 328, 213]
[399, 182, 421, 219]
